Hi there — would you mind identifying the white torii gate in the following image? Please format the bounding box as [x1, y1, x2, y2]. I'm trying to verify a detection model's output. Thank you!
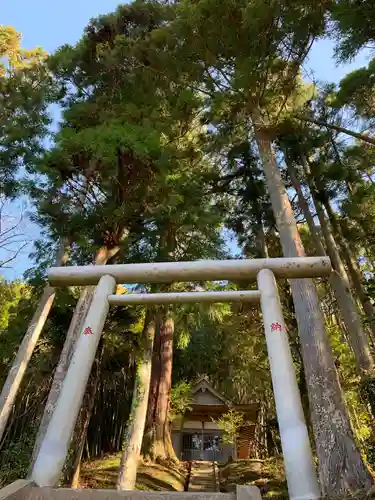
[30, 256, 331, 500]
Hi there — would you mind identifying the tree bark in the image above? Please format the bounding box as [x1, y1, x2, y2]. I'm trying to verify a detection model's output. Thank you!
[323, 200, 375, 341]
[285, 160, 325, 256]
[142, 314, 177, 461]
[287, 160, 374, 375]
[313, 201, 374, 373]
[117, 312, 156, 490]
[305, 159, 375, 339]
[0, 241, 70, 444]
[256, 221, 269, 258]
[155, 316, 175, 459]
[252, 107, 373, 496]
[142, 314, 162, 458]
[29, 245, 120, 473]
[142, 223, 177, 462]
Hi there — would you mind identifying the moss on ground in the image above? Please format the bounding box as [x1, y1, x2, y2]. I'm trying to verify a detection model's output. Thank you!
[219, 459, 375, 499]
[219, 458, 288, 498]
[80, 453, 188, 491]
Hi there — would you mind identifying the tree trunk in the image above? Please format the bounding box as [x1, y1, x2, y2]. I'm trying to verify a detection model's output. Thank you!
[302, 159, 375, 339]
[313, 200, 374, 373]
[254, 400, 268, 459]
[0, 242, 70, 444]
[142, 224, 177, 462]
[324, 200, 375, 341]
[29, 245, 120, 472]
[155, 316, 175, 459]
[142, 313, 162, 458]
[252, 108, 373, 496]
[142, 314, 177, 461]
[285, 160, 325, 256]
[117, 312, 156, 490]
[256, 220, 269, 258]
[287, 160, 374, 375]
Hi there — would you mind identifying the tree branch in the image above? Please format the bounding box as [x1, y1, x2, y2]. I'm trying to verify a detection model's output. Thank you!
[298, 117, 375, 146]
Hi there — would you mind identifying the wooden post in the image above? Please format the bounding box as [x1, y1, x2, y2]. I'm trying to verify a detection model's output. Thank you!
[201, 421, 204, 460]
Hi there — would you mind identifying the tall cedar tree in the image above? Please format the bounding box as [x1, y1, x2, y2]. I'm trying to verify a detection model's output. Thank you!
[139, 0, 373, 493]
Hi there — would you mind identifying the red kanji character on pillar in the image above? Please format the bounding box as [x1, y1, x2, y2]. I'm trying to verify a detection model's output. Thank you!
[84, 326, 93, 336]
[271, 322, 282, 332]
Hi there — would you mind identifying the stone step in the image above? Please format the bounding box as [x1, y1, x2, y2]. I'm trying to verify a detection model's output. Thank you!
[188, 462, 217, 493]
[0, 481, 261, 500]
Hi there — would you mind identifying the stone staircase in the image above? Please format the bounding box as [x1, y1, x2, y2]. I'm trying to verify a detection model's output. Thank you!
[188, 462, 218, 493]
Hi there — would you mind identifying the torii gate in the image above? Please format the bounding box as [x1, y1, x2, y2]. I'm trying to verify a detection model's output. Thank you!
[28, 256, 330, 500]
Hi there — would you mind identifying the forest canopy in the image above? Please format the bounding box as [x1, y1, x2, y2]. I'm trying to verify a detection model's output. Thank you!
[1, 1, 375, 497]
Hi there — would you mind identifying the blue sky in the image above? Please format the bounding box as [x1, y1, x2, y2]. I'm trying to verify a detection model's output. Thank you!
[2, 0, 122, 52]
[1, 1, 372, 279]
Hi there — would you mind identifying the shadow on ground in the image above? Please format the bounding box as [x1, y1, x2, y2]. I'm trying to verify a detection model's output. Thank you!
[219, 458, 287, 498]
[80, 454, 187, 491]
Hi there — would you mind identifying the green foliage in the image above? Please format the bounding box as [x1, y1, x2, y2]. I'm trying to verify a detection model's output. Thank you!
[174, 297, 271, 408]
[170, 381, 192, 420]
[2, 0, 375, 490]
[0, 278, 24, 331]
[214, 409, 244, 445]
[0, 26, 45, 72]
[218, 141, 273, 257]
[0, 25, 50, 196]
[0, 425, 38, 486]
[334, 58, 375, 120]
[331, 0, 375, 61]
[360, 377, 375, 425]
